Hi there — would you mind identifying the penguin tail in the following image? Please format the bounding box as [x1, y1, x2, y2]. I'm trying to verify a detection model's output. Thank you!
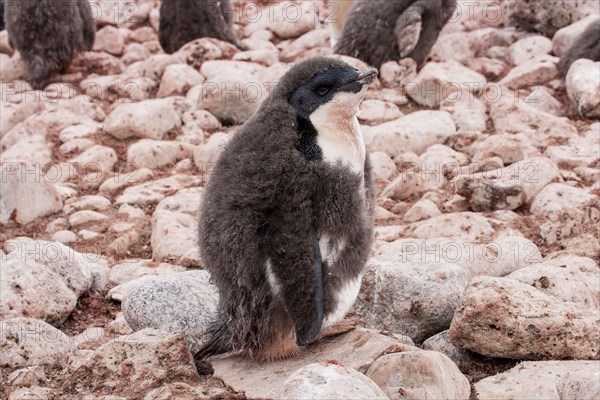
[193, 312, 232, 373]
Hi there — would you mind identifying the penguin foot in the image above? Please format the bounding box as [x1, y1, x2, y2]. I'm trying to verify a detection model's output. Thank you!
[317, 317, 361, 340]
[257, 328, 301, 361]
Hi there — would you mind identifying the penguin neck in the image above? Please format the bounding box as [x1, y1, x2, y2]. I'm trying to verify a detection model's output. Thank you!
[308, 107, 366, 176]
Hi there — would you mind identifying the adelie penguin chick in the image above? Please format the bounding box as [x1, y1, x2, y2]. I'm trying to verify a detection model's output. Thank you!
[196, 57, 376, 364]
[335, 0, 457, 70]
[4, 0, 95, 90]
[159, 0, 240, 54]
[558, 17, 600, 76]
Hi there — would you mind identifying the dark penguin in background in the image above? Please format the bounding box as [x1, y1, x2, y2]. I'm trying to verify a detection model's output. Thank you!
[335, 0, 457, 70]
[196, 57, 376, 363]
[159, 0, 239, 54]
[4, 0, 95, 89]
[0, 0, 5, 31]
[558, 18, 600, 76]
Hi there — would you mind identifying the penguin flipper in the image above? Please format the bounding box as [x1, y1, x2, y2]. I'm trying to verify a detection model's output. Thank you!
[395, 10, 423, 58]
[264, 231, 324, 347]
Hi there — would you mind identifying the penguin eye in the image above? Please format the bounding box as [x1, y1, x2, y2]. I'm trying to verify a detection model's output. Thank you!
[316, 86, 330, 96]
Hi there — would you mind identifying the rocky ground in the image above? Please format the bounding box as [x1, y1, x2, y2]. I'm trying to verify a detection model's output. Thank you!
[1, 0, 599, 399]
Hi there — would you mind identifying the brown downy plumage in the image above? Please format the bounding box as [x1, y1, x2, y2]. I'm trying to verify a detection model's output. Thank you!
[334, 0, 457, 70]
[4, 0, 95, 89]
[158, 0, 240, 54]
[196, 57, 376, 366]
[558, 18, 600, 76]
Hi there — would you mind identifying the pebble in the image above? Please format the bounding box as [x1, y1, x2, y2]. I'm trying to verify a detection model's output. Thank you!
[104, 98, 182, 140]
[566, 59, 600, 118]
[1, 163, 63, 225]
[0, 318, 76, 368]
[280, 362, 388, 400]
[475, 360, 600, 400]
[450, 276, 600, 360]
[121, 270, 218, 353]
[356, 257, 469, 342]
[366, 351, 470, 400]
[65, 329, 199, 396]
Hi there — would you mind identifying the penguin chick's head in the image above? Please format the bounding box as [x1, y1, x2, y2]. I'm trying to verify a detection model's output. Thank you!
[287, 60, 377, 120]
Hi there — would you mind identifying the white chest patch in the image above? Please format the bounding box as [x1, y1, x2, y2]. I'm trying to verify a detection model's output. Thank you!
[309, 92, 366, 176]
[323, 276, 362, 327]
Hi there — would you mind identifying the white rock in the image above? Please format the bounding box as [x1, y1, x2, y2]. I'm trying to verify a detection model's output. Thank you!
[366, 351, 470, 400]
[69, 145, 117, 173]
[368, 152, 396, 182]
[498, 56, 559, 89]
[122, 43, 151, 65]
[0, 163, 63, 225]
[403, 199, 441, 222]
[454, 157, 562, 211]
[156, 64, 204, 98]
[530, 183, 597, 214]
[52, 230, 78, 244]
[233, 49, 279, 66]
[264, 1, 316, 39]
[155, 187, 203, 216]
[1, 134, 52, 167]
[507, 263, 599, 309]
[357, 99, 402, 124]
[122, 270, 218, 353]
[364, 111, 456, 158]
[0, 318, 76, 367]
[279, 362, 388, 400]
[93, 26, 125, 56]
[429, 32, 475, 64]
[64, 195, 111, 214]
[115, 174, 201, 206]
[104, 98, 182, 140]
[356, 257, 469, 342]
[4, 238, 109, 295]
[197, 71, 263, 125]
[60, 138, 96, 155]
[566, 59, 600, 118]
[66, 329, 199, 395]
[193, 132, 232, 170]
[279, 29, 329, 61]
[440, 95, 487, 133]
[0, 102, 45, 138]
[0, 256, 77, 324]
[375, 236, 542, 279]
[409, 212, 496, 242]
[68, 210, 108, 229]
[408, 61, 487, 107]
[470, 134, 541, 164]
[488, 89, 578, 146]
[127, 140, 196, 170]
[151, 210, 199, 265]
[108, 259, 187, 286]
[449, 276, 600, 359]
[508, 35, 552, 65]
[475, 360, 600, 400]
[98, 168, 154, 195]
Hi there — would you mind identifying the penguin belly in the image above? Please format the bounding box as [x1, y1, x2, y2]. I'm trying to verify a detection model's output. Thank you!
[320, 234, 362, 327]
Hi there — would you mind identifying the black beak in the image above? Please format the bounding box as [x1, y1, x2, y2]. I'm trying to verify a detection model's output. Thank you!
[355, 68, 378, 85]
[339, 68, 378, 93]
